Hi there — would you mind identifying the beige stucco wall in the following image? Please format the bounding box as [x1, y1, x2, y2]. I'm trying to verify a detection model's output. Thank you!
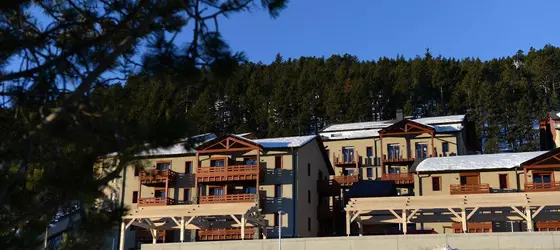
[122, 155, 197, 209]
[295, 140, 331, 238]
[415, 169, 521, 196]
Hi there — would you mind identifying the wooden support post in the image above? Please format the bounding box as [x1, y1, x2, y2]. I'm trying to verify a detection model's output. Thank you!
[357, 219, 363, 236]
[195, 152, 200, 199]
[119, 221, 126, 250]
[152, 229, 157, 244]
[137, 173, 142, 209]
[180, 217, 185, 242]
[346, 211, 351, 236]
[380, 135, 385, 174]
[256, 149, 261, 202]
[526, 207, 533, 232]
[431, 133, 435, 157]
[241, 214, 246, 240]
[402, 209, 408, 235]
[461, 208, 467, 233]
[523, 168, 528, 189]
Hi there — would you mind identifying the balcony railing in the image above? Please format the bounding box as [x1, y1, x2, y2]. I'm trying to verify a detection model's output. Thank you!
[333, 151, 360, 167]
[138, 197, 176, 207]
[198, 228, 255, 241]
[450, 184, 490, 195]
[197, 164, 261, 182]
[139, 169, 177, 185]
[199, 194, 257, 204]
[333, 175, 359, 186]
[381, 173, 414, 184]
[524, 182, 560, 192]
[383, 155, 416, 164]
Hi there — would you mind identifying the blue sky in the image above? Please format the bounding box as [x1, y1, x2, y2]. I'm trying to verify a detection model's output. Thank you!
[203, 0, 560, 63]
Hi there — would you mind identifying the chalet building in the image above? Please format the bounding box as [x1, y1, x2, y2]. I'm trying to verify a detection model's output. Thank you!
[345, 148, 560, 236]
[116, 133, 334, 250]
[319, 111, 479, 195]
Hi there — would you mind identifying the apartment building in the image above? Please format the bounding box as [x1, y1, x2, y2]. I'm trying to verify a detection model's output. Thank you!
[540, 111, 560, 150]
[320, 111, 479, 195]
[345, 148, 560, 236]
[117, 133, 334, 250]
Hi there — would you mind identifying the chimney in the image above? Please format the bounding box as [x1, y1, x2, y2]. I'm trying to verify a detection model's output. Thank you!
[396, 109, 404, 121]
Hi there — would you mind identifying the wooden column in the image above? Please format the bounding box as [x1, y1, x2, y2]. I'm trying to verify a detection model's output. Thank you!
[119, 221, 126, 250]
[524, 168, 528, 189]
[431, 132, 435, 157]
[346, 211, 351, 236]
[256, 148, 261, 203]
[137, 173, 142, 208]
[180, 217, 185, 242]
[357, 220, 363, 236]
[526, 207, 533, 232]
[165, 175, 169, 205]
[402, 209, 408, 235]
[152, 229, 157, 244]
[241, 214, 246, 240]
[461, 208, 467, 233]
[195, 152, 200, 200]
[380, 135, 385, 174]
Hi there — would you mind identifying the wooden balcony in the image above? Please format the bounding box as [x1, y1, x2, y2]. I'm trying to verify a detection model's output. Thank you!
[536, 221, 560, 231]
[197, 228, 255, 241]
[452, 222, 492, 233]
[139, 169, 177, 186]
[333, 151, 360, 167]
[199, 194, 257, 204]
[381, 173, 414, 184]
[333, 175, 359, 186]
[317, 179, 341, 196]
[197, 164, 262, 182]
[383, 155, 416, 165]
[138, 197, 176, 207]
[450, 184, 490, 195]
[524, 182, 560, 192]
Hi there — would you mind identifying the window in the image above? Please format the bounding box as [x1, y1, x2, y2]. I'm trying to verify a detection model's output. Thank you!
[210, 159, 225, 167]
[156, 162, 171, 170]
[275, 156, 282, 169]
[387, 144, 400, 160]
[533, 171, 552, 183]
[460, 173, 480, 185]
[183, 189, 191, 203]
[342, 147, 355, 162]
[132, 191, 138, 203]
[366, 147, 373, 165]
[308, 190, 311, 204]
[244, 157, 257, 165]
[442, 142, 449, 154]
[307, 217, 311, 231]
[499, 174, 508, 189]
[274, 213, 280, 227]
[154, 189, 166, 198]
[245, 187, 256, 194]
[134, 166, 140, 176]
[366, 168, 373, 178]
[432, 177, 441, 191]
[307, 163, 311, 177]
[416, 143, 428, 159]
[210, 187, 224, 195]
[184, 161, 192, 174]
[274, 185, 282, 198]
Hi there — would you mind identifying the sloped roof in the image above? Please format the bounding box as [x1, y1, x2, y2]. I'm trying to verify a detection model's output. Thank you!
[412, 115, 466, 125]
[252, 135, 317, 148]
[321, 120, 396, 132]
[320, 129, 380, 141]
[415, 151, 548, 173]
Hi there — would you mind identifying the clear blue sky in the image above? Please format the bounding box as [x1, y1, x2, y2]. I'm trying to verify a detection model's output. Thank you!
[210, 0, 560, 63]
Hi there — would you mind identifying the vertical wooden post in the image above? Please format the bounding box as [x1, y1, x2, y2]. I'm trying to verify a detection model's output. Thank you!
[180, 217, 185, 242]
[195, 152, 200, 200]
[119, 221, 126, 250]
[346, 211, 351, 236]
[380, 135, 385, 174]
[256, 147, 261, 203]
[137, 173, 141, 208]
[358, 220, 363, 236]
[431, 132, 435, 157]
[165, 175, 169, 204]
[241, 214, 246, 240]
[461, 208, 467, 233]
[402, 209, 408, 235]
[526, 207, 533, 232]
[152, 229, 157, 244]
[524, 168, 528, 190]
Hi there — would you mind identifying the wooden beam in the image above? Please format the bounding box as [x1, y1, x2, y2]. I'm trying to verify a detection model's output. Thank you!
[180, 217, 185, 242]
[346, 211, 351, 236]
[461, 208, 467, 233]
[125, 218, 136, 230]
[467, 207, 479, 220]
[510, 206, 528, 220]
[351, 211, 361, 222]
[144, 218, 156, 228]
[407, 209, 419, 222]
[402, 209, 408, 235]
[389, 209, 402, 220]
[447, 208, 461, 220]
[230, 214, 242, 225]
[185, 216, 196, 228]
[170, 217, 180, 227]
[526, 206, 533, 232]
[119, 221, 126, 250]
[532, 206, 545, 219]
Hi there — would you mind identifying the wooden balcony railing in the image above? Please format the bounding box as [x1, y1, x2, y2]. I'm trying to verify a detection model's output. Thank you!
[198, 228, 255, 241]
[536, 221, 560, 231]
[197, 164, 261, 182]
[524, 182, 560, 192]
[333, 175, 359, 186]
[138, 197, 176, 207]
[452, 222, 492, 233]
[333, 151, 360, 167]
[139, 169, 177, 186]
[199, 194, 257, 204]
[383, 155, 416, 164]
[381, 173, 414, 184]
[450, 184, 490, 195]
[317, 179, 341, 196]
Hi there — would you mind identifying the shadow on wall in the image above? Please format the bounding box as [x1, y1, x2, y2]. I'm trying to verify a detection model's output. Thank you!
[261, 196, 295, 238]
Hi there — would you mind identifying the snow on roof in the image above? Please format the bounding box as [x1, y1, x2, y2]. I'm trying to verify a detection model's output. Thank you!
[252, 135, 317, 148]
[235, 132, 253, 138]
[412, 115, 466, 125]
[320, 129, 380, 140]
[415, 151, 547, 173]
[322, 120, 395, 132]
[432, 123, 464, 133]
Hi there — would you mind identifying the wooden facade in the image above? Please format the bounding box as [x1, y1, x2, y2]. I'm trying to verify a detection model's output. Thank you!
[449, 183, 490, 195]
[197, 228, 255, 241]
[381, 173, 414, 184]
